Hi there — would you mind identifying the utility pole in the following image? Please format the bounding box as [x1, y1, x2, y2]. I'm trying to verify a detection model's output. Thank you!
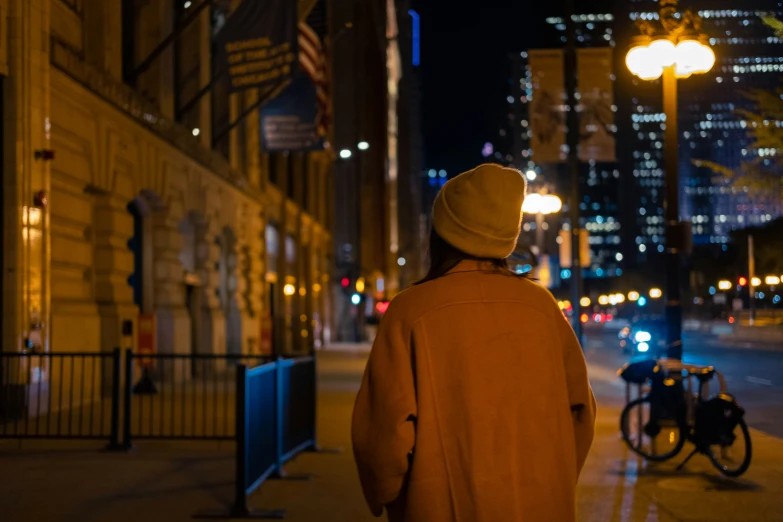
[564, 0, 584, 346]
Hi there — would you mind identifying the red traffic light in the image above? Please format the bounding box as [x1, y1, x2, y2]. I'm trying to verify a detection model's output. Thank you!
[738, 277, 748, 287]
[341, 277, 350, 288]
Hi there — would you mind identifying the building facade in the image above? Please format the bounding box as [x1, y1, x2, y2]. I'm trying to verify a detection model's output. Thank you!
[2, 0, 335, 360]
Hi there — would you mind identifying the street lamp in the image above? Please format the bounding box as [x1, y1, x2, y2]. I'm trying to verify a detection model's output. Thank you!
[522, 193, 563, 256]
[625, 0, 714, 360]
[718, 280, 732, 291]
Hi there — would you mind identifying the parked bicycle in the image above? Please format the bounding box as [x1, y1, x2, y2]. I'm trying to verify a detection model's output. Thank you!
[618, 358, 752, 477]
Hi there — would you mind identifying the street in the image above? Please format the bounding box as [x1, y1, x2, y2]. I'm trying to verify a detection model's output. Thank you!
[584, 328, 783, 438]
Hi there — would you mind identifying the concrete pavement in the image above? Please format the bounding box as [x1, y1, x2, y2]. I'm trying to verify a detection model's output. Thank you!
[2, 345, 783, 521]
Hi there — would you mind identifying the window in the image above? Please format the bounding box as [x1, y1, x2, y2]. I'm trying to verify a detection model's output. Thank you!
[302, 156, 310, 211]
[121, 0, 136, 84]
[269, 153, 280, 187]
[211, 2, 231, 158]
[287, 154, 296, 200]
[174, 1, 202, 129]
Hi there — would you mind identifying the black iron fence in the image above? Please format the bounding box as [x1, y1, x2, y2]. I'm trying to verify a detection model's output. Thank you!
[0, 350, 121, 445]
[0, 350, 320, 518]
[123, 351, 270, 444]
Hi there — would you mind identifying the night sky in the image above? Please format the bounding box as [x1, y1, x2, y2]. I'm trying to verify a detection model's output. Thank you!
[413, 1, 552, 176]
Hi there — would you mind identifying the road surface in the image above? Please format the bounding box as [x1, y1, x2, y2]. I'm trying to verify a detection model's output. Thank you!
[584, 328, 783, 438]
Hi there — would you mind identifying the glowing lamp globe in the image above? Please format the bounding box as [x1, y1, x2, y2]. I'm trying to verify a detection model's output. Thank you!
[625, 45, 649, 77]
[541, 195, 563, 214]
[648, 39, 676, 67]
[695, 43, 716, 73]
[522, 193, 543, 214]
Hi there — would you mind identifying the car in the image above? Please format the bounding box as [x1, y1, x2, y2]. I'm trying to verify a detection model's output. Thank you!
[620, 316, 667, 356]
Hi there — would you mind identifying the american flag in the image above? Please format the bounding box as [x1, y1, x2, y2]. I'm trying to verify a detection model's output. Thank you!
[298, 21, 329, 137]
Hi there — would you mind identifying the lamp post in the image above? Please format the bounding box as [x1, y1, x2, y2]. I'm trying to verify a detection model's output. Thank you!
[625, 0, 715, 360]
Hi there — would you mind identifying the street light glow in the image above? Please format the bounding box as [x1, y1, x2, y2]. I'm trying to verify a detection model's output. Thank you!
[525, 170, 537, 181]
[522, 193, 562, 215]
[628, 291, 640, 302]
[765, 276, 781, 286]
[598, 295, 609, 306]
[751, 277, 762, 287]
[718, 280, 732, 291]
[580, 297, 591, 307]
[283, 283, 296, 296]
[626, 38, 714, 81]
[649, 288, 663, 299]
[339, 149, 352, 159]
[358, 141, 369, 150]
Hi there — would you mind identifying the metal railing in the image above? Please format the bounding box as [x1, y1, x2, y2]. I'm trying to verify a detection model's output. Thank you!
[122, 351, 270, 445]
[0, 350, 121, 446]
[0, 350, 321, 517]
[232, 356, 317, 517]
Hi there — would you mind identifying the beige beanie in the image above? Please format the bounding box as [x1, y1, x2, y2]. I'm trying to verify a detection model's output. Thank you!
[432, 163, 527, 259]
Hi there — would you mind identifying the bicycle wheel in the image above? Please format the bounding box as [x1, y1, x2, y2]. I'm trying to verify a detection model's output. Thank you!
[620, 397, 686, 462]
[706, 418, 752, 478]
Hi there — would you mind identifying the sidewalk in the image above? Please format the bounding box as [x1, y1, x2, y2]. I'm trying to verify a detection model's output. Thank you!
[2, 347, 783, 521]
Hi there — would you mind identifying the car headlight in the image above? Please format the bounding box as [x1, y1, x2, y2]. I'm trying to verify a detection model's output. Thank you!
[637, 342, 650, 353]
[634, 330, 652, 343]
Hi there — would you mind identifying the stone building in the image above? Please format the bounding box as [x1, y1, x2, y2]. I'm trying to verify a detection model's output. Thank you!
[1, 0, 335, 360]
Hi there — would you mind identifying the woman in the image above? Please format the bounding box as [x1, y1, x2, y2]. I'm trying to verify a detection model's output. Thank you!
[351, 163, 595, 522]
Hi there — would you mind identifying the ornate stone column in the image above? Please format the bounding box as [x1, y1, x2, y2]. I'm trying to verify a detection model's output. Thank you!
[151, 209, 190, 357]
[197, 217, 225, 375]
[93, 192, 138, 354]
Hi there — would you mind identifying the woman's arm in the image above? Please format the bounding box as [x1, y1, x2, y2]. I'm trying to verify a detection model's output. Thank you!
[351, 311, 417, 517]
[556, 309, 597, 477]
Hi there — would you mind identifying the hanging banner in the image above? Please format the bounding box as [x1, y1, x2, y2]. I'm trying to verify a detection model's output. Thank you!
[214, 0, 298, 94]
[261, 74, 325, 151]
[528, 50, 566, 164]
[577, 48, 617, 163]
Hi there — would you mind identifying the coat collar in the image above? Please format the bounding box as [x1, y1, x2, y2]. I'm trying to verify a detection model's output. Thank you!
[446, 259, 500, 275]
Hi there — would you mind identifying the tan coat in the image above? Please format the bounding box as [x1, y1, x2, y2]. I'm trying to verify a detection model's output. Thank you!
[352, 261, 596, 522]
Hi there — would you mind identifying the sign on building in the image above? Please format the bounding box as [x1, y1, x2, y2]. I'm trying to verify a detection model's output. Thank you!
[261, 74, 325, 151]
[214, 0, 298, 94]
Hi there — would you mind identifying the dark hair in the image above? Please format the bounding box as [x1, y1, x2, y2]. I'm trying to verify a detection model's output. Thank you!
[414, 229, 530, 285]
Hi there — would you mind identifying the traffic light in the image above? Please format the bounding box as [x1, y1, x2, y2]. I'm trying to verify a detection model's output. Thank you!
[738, 277, 748, 287]
[341, 277, 350, 288]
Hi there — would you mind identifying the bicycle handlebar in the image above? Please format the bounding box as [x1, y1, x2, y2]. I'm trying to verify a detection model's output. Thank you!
[656, 359, 728, 395]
